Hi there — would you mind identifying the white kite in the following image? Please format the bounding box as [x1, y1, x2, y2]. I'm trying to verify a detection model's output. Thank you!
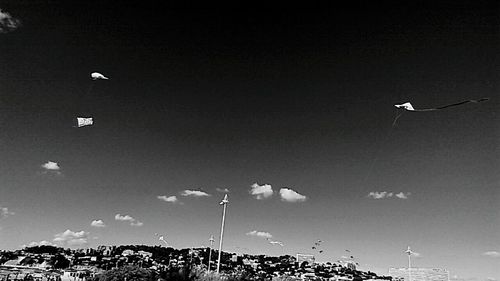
[394, 98, 489, 112]
[155, 233, 168, 246]
[91, 72, 109, 80]
[76, 117, 93, 127]
[392, 98, 489, 126]
[159, 236, 167, 243]
[394, 102, 415, 111]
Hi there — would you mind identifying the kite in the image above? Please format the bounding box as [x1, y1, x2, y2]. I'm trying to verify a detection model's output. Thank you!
[76, 117, 93, 127]
[91, 72, 109, 80]
[395, 98, 489, 112]
[393, 98, 489, 126]
[311, 239, 324, 254]
[155, 233, 168, 246]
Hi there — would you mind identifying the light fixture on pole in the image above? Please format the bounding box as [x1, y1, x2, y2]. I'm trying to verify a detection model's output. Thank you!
[208, 235, 215, 272]
[216, 194, 229, 274]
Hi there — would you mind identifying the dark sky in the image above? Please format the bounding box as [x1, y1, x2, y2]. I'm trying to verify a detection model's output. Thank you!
[0, 2, 498, 279]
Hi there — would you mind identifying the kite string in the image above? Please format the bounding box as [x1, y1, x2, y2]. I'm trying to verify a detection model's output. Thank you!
[77, 82, 95, 119]
[391, 110, 405, 127]
[362, 114, 398, 187]
[85, 82, 95, 97]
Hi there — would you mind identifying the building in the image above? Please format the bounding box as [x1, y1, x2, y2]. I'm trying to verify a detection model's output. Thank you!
[138, 251, 153, 258]
[344, 261, 356, 271]
[121, 249, 135, 256]
[296, 254, 315, 266]
[389, 268, 449, 281]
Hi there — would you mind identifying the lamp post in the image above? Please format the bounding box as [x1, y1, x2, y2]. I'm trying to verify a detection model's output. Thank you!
[216, 194, 229, 274]
[208, 235, 215, 272]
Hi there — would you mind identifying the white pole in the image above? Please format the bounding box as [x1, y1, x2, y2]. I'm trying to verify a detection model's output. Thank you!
[208, 235, 214, 272]
[406, 246, 412, 281]
[217, 194, 229, 274]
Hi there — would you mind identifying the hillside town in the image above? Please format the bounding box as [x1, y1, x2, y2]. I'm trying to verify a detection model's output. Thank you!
[0, 245, 391, 281]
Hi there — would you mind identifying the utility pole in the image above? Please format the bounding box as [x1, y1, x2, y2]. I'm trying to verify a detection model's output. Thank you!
[217, 194, 229, 274]
[208, 235, 215, 272]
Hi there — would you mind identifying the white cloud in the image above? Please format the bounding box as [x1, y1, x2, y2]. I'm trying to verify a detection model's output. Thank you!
[180, 190, 211, 197]
[40, 161, 62, 175]
[279, 188, 307, 202]
[486, 278, 496, 281]
[216, 188, 230, 193]
[368, 191, 411, 199]
[53, 229, 89, 246]
[115, 213, 143, 226]
[0, 9, 21, 33]
[157, 195, 179, 203]
[246, 230, 273, 239]
[268, 240, 284, 246]
[25, 240, 57, 247]
[0, 206, 14, 218]
[395, 192, 410, 199]
[115, 214, 135, 222]
[41, 161, 60, 170]
[130, 221, 144, 227]
[482, 251, 500, 258]
[250, 183, 273, 199]
[91, 219, 106, 228]
[367, 191, 393, 199]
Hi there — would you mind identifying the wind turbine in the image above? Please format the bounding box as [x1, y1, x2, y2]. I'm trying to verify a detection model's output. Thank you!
[217, 194, 229, 274]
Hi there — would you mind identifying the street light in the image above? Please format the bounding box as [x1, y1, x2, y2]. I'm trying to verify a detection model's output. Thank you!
[405, 246, 414, 281]
[208, 235, 215, 272]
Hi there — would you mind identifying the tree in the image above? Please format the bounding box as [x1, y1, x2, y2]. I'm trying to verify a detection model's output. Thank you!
[24, 246, 61, 255]
[0, 251, 18, 264]
[50, 255, 70, 269]
[353, 276, 363, 281]
[93, 265, 157, 281]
